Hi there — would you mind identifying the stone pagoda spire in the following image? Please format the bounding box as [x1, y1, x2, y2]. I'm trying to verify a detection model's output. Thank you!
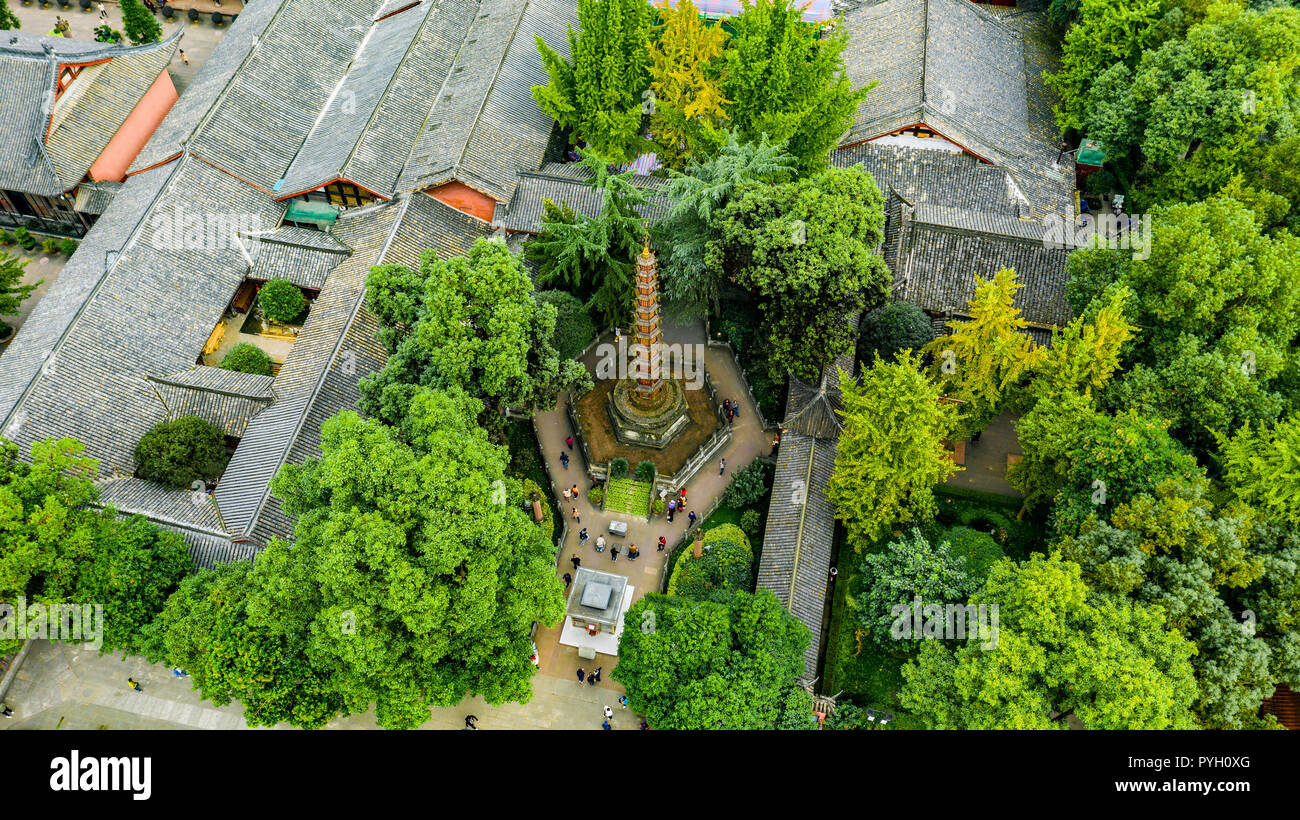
[631, 236, 667, 407]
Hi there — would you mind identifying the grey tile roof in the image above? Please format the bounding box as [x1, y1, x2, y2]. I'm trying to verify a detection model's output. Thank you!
[72, 180, 122, 215]
[96, 476, 225, 533]
[0, 29, 179, 195]
[241, 225, 353, 290]
[128, 0, 282, 175]
[840, 0, 1074, 219]
[757, 432, 840, 680]
[184, 0, 380, 192]
[399, 0, 575, 203]
[833, 141, 1019, 215]
[492, 163, 668, 233]
[887, 197, 1071, 326]
[147, 366, 276, 437]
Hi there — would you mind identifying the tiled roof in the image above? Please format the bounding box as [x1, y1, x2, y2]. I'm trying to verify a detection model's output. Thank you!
[840, 0, 1074, 219]
[241, 225, 353, 290]
[492, 162, 668, 233]
[757, 432, 839, 680]
[887, 197, 1071, 326]
[148, 366, 276, 437]
[72, 180, 121, 215]
[833, 141, 1020, 215]
[0, 29, 179, 196]
[399, 0, 575, 202]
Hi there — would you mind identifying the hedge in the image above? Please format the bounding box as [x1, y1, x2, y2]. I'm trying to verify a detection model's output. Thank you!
[134, 416, 229, 490]
[258, 278, 307, 324]
[219, 342, 273, 376]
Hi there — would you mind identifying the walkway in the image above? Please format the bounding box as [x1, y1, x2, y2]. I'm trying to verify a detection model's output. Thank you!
[530, 322, 772, 687]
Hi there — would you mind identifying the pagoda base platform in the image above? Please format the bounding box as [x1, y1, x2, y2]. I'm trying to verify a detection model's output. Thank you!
[608, 379, 690, 450]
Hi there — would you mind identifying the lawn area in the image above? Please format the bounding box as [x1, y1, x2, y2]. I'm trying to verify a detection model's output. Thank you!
[604, 477, 653, 517]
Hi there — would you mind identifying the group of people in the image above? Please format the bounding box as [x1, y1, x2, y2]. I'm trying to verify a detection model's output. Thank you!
[577, 666, 603, 686]
[721, 397, 742, 424]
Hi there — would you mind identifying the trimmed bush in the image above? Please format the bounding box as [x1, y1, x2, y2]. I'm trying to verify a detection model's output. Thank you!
[219, 342, 273, 376]
[13, 227, 35, 251]
[739, 508, 762, 536]
[258, 278, 307, 324]
[534, 289, 595, 360]
[858, 302, 934, 365]
[667, 524, 755, 599]
[722, 461, 768, 508]
[134, 416, 230, 490]
[212, 11, 223, 25]
[187, 7, 199, 22]
[587, 486, 604, 506]
[59, 238, 78, 256]
[634, 459, 656, 483]
[162, 5, 174, 19]
[80, 0, 92, 8]
[608, 457, 629, 479]
[41, 237, 58, 254]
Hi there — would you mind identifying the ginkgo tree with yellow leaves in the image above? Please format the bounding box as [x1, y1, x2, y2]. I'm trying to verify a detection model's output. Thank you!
[646, 0, 730, 168]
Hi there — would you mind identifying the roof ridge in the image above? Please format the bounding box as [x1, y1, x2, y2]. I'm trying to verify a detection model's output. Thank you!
[452, 0, 532, 180]
[146, 374, 277, 402]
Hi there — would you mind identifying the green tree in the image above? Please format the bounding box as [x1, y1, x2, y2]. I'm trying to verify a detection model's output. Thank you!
[723, 0, 871, 174]
[1033, 284, 1136, 403]
[532, 0, 651, 162]
[900, 554, 1198, 729]
[857, 302, 934, 366]
[656, 130, 795, 321]
[721, 460, 768, 508]
[1, 252, 37, 317]
[139, 552, 342, 729]
[133, 416, 230, 490]
[218, 343, 273, 377]
[269, 392, 566, 729]
[121, 0, 162, 44]
[666, 524, 755, 600]
[850, 529, 976, 652]
[1217, 414, 1300, 527]
[706, 164, 891, 382]
[925, 269, 1049, 438]
[612, 590, 812, 729]
[523, 151, 651, 326]
[828, 354, 960, 545]
[0, 0, 20, 31]
[534, 289, 595, 360]
[258, 279, 306, 324]
[363, 238, 591, 436]
[647, 0, 729, 168]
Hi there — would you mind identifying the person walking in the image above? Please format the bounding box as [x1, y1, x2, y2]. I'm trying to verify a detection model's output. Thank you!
[127, 678, 142, 693]
[732, 399, 740, 419]
[98, 3, 108, 20]
[609, 544, 619, 562]
[560, 451, 570, 469]
[572, 506, 580, 523]
[1, 704, 13, 718]
[565, 435, 574, 451]
[562, 572, 572, 590]
[577, 668, 586, 684]
[179, 49, 189, 65]
[603, 705, 614, 720]
[588, 673, 597, 687]
[688, 510, 697, 527]
[579, 527, 589, 546]
[591, 666, 602, 683]
[639, 720, 649, 730]
[571, 484, 579, 498]
[770, 435, 780, 457]
[570, 553, 581, 571]
[563, 487, 572, 501]
[602, 719, 612, 730]
[628, 544, 638, 561]
[667, 498, 675, 523]
[719, 458, 726, 476]
[172, 667, 188, 678]
[618, 695, 629, 709]
[657, 536, 666, 552]
[595, 535, 606, 553]
[464, 715, 478, 730]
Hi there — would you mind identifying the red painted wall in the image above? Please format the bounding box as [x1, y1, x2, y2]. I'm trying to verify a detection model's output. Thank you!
[88, 71, 178, 183]
[428, 181, 495, 222]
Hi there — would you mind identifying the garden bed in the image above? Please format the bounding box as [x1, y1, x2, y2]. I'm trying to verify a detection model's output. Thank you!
[603, 477, 653, 517]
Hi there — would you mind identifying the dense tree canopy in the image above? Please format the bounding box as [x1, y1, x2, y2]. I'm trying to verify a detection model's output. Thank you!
[829, 354, 960, 545]
[363, 238, 590, 436]
[268, 392, 566, 729]
[646, 0, 730, 167]
[705, 164, 891, 381]
[857, 302, 934, 366]
[133, 416, 230, 490]
[613, 590, 812, 729]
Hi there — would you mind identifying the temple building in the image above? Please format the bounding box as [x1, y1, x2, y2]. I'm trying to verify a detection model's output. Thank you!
[0, 28, 182, 237]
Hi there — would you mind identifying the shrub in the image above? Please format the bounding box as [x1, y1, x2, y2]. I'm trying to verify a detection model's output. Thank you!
[121, 0, 162, 44]
[134, 416, 230, 490]
[667, 524, 755, 599]
[258, 278, 307, 324]
[941, 526, 1005, 585]
[722, 461, 768, 508]
[651, 497, 665, 516]
[41, 238, 58, 254]
[59, 238, 78, 256]
[94, 24, 123, 44]
[212, 11, 224, 26]
[740, 509, 762, 536]
[520, 477, 554, 542]
[588, 486, 604, 506]
[634, 459, 656, 483]
[188, 8, 199, 22]
[609, 457, 629, 479]
[534, 289, 596, 360]
[858, 302, 934, 365]
[0, 230, 11, 246]
[219, 342, 273, 376]
[13, 227, 35, 250]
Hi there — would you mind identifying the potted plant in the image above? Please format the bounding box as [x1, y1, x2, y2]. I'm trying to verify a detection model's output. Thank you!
[41, 237, 59, 254]
[0, 230, 12, 247]
[187, 7, 199, 22]
[588, 486, 604, 506]
[80, 0, 91, 9]
[212, 11, 223, 25]
[608, 457, 629, 479]
[13, 227, 35, 251]
[59, 238, 78, 256]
